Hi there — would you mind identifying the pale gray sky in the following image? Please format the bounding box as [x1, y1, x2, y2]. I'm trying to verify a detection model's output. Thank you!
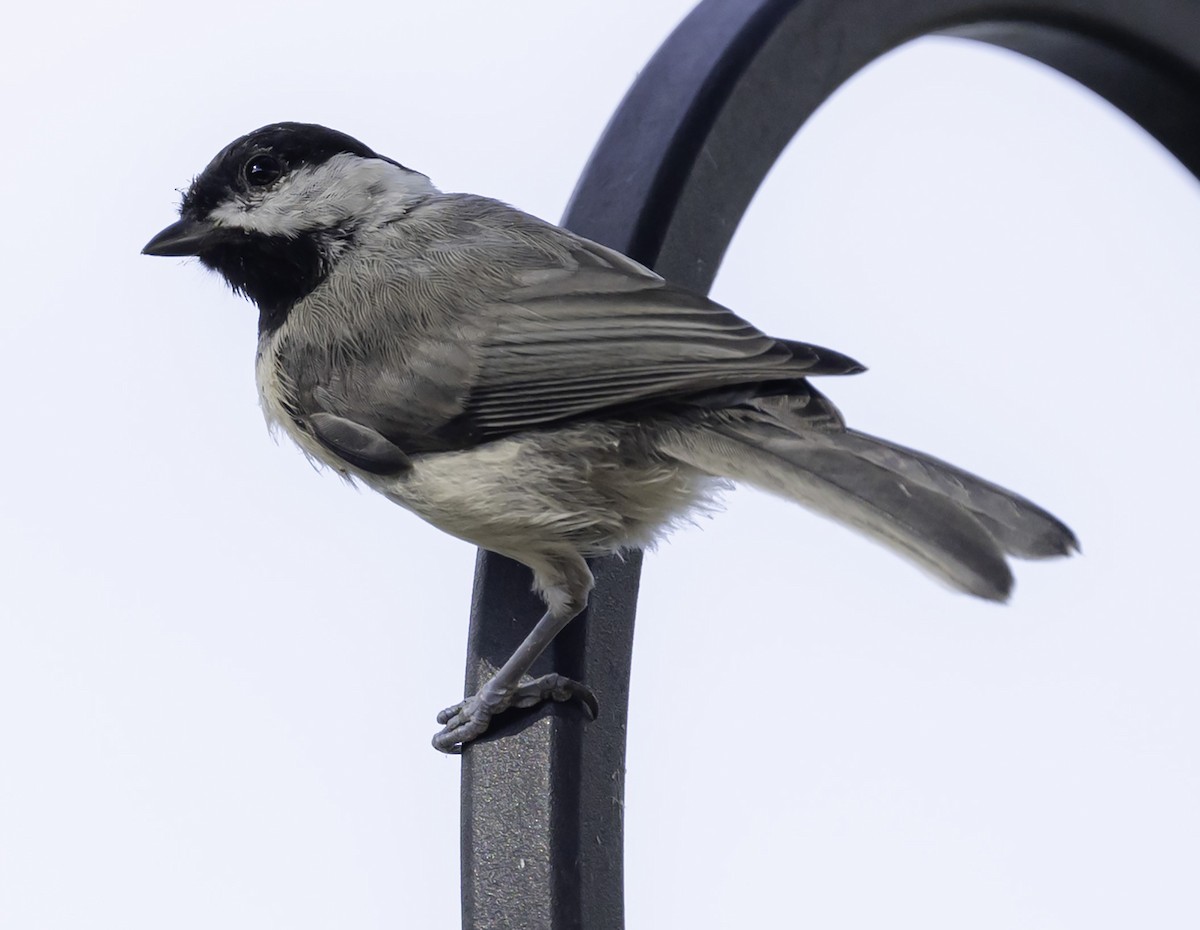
[2, 2, 1197, 928]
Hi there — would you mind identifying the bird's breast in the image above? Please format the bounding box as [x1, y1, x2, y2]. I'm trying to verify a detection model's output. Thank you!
[254, 326, 343, 470]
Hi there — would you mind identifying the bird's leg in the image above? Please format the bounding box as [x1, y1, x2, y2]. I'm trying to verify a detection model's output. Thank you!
[432, 606, 594, 753]
[433, 555, 595, 753]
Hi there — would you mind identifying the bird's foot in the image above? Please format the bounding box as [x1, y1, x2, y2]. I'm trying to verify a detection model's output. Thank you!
[432, 673, 598, 754]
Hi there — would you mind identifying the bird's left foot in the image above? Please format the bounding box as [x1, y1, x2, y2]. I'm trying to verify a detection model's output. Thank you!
[432, 674, 598, 754]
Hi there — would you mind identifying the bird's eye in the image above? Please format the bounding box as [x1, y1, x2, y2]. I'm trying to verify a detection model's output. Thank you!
[243, 153, 283, 187]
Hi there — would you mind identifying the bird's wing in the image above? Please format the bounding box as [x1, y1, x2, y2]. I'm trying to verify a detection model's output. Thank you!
[459, 236, 863, 438]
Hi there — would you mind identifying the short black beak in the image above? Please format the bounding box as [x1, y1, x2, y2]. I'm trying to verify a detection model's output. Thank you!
[142, 217, 222, 257]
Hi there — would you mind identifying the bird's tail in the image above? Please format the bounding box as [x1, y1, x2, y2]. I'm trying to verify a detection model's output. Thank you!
[658, 415, 1077, 601]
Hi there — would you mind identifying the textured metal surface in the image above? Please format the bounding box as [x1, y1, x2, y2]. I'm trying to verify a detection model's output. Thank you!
[459, 1, 1200, 927]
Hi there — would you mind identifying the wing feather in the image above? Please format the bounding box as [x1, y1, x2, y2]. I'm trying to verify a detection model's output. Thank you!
[461, 238, 862, 436]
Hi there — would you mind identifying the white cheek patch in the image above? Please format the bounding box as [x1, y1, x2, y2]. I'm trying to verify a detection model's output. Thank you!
[208, 154, 436, 237]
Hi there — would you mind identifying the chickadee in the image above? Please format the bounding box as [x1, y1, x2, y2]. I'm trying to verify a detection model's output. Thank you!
[144, 122, 1077, 753]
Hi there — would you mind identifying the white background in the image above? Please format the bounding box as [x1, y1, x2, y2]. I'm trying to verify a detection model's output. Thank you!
[2, 2, 1197, 928]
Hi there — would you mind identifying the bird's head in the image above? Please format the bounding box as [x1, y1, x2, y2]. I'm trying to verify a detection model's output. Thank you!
[143, 122, 434, 329]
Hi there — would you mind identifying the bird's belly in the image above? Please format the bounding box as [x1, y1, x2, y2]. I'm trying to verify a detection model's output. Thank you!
[365, 422, 724, 559]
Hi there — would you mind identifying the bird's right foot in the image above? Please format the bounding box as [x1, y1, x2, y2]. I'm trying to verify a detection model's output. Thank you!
[432, 673, 598, 753]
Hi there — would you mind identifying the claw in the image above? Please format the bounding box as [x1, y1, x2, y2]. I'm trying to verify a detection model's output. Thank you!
[432, 673, 598, 753]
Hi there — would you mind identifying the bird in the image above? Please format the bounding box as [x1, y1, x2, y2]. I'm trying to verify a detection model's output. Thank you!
[143, 122, 1077, 752]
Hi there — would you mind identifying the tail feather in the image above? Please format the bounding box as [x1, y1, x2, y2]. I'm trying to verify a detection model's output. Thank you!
[836, 429, 1079, 559]
[660, 421, 1076, 601]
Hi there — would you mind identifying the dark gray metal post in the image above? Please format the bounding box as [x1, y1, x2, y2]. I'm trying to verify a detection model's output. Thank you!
[459, 1, 1200, 927]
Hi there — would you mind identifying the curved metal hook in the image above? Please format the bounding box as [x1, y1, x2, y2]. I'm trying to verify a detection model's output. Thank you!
[460, 1, 1200, 927]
